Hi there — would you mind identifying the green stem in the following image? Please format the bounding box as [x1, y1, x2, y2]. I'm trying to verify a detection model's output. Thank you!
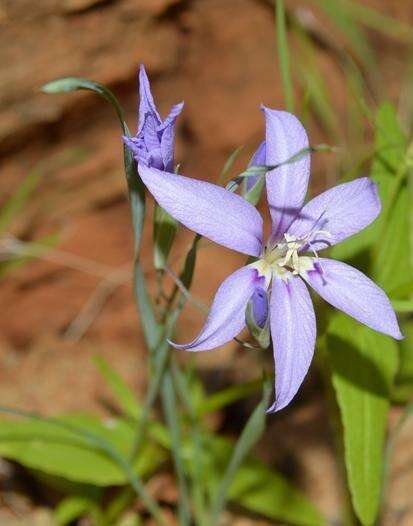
[172, 359, 207, 526]
[161, 369, 192, 526]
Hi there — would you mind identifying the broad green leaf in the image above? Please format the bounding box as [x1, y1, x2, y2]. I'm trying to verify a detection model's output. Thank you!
[93, 355, 140, 419]
[230, 458, 325, 526]
[392, 299, 413, 313]
[0, 406, 325, 526]
[153, 204, 178, 271]
[372, 185, 412, 294]
[328, 313, 398, 526]
[0, 414, 165, 486]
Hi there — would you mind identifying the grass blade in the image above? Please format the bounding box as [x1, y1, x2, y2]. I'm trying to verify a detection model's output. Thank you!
[209, 377, 271, 523]
[275, 0, 295, 112]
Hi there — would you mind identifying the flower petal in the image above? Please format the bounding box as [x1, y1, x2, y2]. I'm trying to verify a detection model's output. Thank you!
[159, 102, 184, 172]
[268, 275, 316, 412]
[288, 177, 381, 251]
[170, 266, 261, 351]
[263, 107, 311, 241]
[246, 140, 266, 191]
[138, 64, 161, 133]
[138, 164, 264, 256]
[302, 258, 403, 339]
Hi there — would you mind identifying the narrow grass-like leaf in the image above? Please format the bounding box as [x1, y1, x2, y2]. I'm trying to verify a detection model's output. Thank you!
[275, 0, 295, 112]
[93, 355, 140, 419]
[328, 314, 398, 526]
[218, 146, 244, 185]
[310, 0, 377, 74]
[334, 0, 413, 44]
[198, 379, 262, 416]
[227, 144, 334, 193]
[243, 176, 266, 206]
[42, 78, 126, 133]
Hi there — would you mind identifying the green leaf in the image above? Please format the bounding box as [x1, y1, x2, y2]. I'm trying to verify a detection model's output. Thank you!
[161, 371, 191, 526]
[229, 458, 325, 526]
[275, 0, 295, 112]
[328, 313, 398, 526]
[372, 185, 412, 294]
[334, 0, 413, 44]
[42, 78, 126, 133]
[392, 299, 413, 313]
[310, 0, 377, 72]
[0, 414, 165, 486]
[54, 495, 99, 526]
[218, 145, 244, 185]
[153, 204, 178, 271]
[243, 176, 266, 206]
[197, 379, 261, 415]
[93, 355, 140, 419]
[393, 320, 413, 403]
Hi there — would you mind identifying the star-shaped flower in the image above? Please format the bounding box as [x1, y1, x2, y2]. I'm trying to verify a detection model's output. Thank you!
[128, 106, 402, 412]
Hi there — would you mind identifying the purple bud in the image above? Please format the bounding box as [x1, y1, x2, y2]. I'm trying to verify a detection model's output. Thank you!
[251, 287, 268, 328]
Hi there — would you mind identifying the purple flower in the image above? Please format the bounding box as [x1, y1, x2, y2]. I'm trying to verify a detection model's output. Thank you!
[124, 65, 183, 172]
[128, 107, 402, 412]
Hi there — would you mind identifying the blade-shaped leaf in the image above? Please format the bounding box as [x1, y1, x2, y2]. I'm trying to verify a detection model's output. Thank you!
[327, 313, 398, 526]
[93, 355, 140, 419]
[0, 414, 165, 486]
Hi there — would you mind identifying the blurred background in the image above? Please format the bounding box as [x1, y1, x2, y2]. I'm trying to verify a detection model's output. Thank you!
[1, 1, 413, 524]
